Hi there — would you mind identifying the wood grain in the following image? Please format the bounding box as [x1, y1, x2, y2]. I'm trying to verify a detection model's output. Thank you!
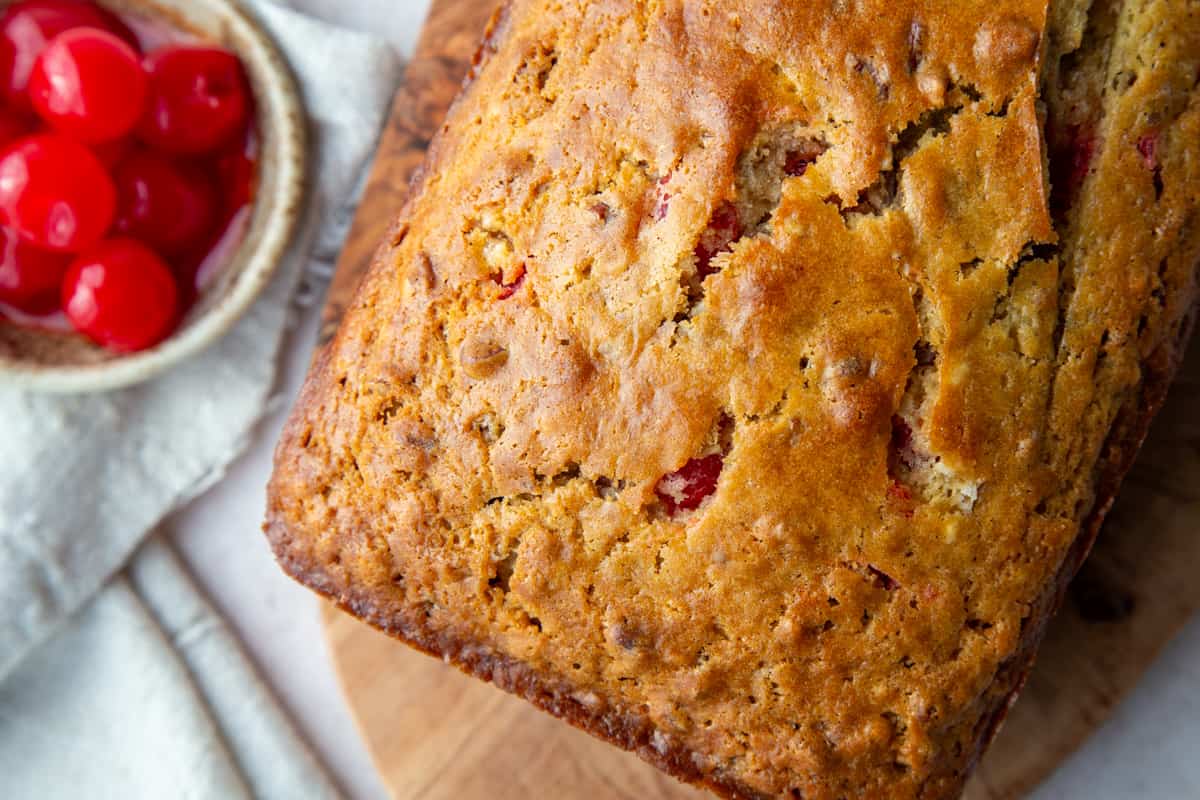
[318, 0, 496, 345]
[319, 2, 1200, 797]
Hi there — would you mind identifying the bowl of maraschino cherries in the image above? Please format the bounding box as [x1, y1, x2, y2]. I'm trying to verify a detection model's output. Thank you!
[0, 0, 305, 393]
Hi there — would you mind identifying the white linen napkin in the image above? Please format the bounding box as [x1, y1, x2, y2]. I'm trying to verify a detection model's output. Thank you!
[0, 539, 340, 799]
[0, 1, 403, 796]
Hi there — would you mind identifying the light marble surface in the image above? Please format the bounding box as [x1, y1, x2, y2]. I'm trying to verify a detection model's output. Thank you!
[167, 2, 1200, 797]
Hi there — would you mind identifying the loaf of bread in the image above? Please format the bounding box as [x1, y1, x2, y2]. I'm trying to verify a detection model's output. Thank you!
[267, 1, 1200, 796]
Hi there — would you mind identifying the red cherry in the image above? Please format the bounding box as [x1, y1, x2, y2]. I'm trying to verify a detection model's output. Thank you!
[655, 454, 724, 516]
[0, 107, 35, 148]
[113, 150, 217, 255]
[215, 140, 257, 218]
[1137, 129, 1161, 171]
[694, 202, 743, 278]
[887, 480, 916, 519]
[89, 135, 132, 168]
[29, 28, 147, 142]
[653, 172, 672, 221]
[493, 263, 526, 299]
[0, 224, 70, 313]
[1050, 123, 1096, 216]
[62, 237, 178, 352]
[0, 0, 139, 112]
[0, 134, 116, 252]
[139, 46, 250, 155]
[170, 248, 204, 309]
[784, 146, 823, 177]
[889, 414, 915, 465]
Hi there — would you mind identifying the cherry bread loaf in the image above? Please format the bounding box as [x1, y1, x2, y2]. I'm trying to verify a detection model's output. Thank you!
[266, 1, 1200, 797]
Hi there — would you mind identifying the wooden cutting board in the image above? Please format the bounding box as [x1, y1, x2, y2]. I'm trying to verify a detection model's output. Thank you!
[318, 2, 1200, 797]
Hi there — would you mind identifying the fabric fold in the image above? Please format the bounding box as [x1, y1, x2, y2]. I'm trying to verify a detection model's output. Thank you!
[0, 567, 256, 800]
[0, 0, 400, 680]
[0, 1, 404, 796]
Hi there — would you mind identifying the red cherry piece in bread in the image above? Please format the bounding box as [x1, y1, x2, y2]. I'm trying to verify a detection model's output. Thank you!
[889, 414, 915, 469]
[113, 150, 217, 255]
[653, 172, 672, 221]
[887, 480, 916, 519]
[62, 237, 178, 352]
[655, 454, 724, 516]
[0, 224, 70, 313]
[784, 145, 825, 177]
[694, 202, 743, 278]
[1067, 133, 1096, 197]
[0, 133, 116, 252]
[784, 140, 827, 177]
[140, 46, 250, 155]
[0, 0, 139, 112]
[1049, 123, 1095, 216]
[29, 28, 147, 142]
[886, 416, 921, 518]
[494, 263, 526, 299]
[1137, 129, 1160, 171]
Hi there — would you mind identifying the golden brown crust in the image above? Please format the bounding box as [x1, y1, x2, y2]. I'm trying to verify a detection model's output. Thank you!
[266, 306, 1195, 800]
[267, 2, 1200, 797]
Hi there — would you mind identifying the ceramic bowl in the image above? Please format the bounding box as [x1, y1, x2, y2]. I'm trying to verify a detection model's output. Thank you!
[0, 0, 307, 393]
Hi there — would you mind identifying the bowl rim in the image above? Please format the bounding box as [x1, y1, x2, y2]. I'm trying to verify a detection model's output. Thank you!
[0, 0, 308, 394]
